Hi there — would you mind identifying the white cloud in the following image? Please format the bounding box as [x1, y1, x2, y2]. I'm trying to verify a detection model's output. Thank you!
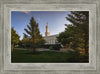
[20, 11, 31, 14]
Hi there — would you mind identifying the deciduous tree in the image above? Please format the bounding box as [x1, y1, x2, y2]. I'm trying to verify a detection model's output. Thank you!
[11, 27, 20, 51]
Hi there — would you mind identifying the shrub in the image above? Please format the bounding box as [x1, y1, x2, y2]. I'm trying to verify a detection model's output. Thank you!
[49, 46, 54, 50]
[53, 44, 61, 50]
[44, 44, 62, 50]
[67, 49, 89, 63]
[44, 45, 51, 48]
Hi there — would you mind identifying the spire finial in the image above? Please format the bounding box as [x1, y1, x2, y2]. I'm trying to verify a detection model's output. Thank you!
[45, 22, 50, 36]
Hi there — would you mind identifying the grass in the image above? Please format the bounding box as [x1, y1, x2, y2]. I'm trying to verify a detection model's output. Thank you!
[11, 48, 89, 63]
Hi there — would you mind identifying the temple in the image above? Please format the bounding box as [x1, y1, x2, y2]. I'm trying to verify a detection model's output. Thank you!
[44, 23, 58, 45]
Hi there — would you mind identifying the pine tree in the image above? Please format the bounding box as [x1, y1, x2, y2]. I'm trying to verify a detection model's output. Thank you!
[66, 11, 89, 54]
[24, 17, 44, 53]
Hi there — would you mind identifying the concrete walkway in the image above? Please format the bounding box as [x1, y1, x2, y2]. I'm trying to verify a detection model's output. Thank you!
[15, 48, 73, 52]
[37, 49, 50, 51]
[37, 48, 68, 52]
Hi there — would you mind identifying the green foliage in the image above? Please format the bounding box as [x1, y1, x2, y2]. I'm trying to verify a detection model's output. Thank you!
[24, 17, 42, 39]
[21, 33, 31, 48]
[17, 40, 24, 48]
[11, 27, 20, 51]
[57, 11, 89, 54]
[67, 49, 89, 62]
[35, 38, 46, 48]
[52, 44, 61, 50]
[45, 44, 61, 50]
[22, 38, 31, 48]
[11, 27, 20, 44]
[57, 32, 69, 46]
[23, 17, 45, 51]
[66, 11, 89, 53]
[49, 46, 54, 50]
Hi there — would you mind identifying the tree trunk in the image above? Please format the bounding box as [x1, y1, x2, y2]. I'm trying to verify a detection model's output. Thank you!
[33, 38, 36, 53]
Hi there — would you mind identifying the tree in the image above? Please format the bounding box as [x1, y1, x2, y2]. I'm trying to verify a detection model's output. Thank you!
[66, 11, 89, 54]
[24, 17, 45, 53]
[57, 31, 68, 46]
[57, 25, 78, 48]
[22, 33, 30, 48]
[11, 27, 20, 51]
[57, 11, 89, 54]
[18, 40, 23, 48]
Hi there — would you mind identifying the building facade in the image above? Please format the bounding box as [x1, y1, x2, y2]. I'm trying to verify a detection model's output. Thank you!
[44, 23, 59, 45]
[44, 34, 59, 45]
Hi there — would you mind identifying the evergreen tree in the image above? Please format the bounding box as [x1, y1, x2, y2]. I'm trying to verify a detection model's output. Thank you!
[24, 17, 44, 53]
[66, 11, 89, 54]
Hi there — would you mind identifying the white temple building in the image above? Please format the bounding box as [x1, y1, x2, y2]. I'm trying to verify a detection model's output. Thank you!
[44, 23, 59, 45]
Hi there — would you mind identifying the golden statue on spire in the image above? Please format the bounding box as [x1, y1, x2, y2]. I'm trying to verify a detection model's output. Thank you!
[45, 22, 50, 36]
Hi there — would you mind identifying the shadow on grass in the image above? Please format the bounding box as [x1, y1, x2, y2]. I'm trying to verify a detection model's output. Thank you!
[11, 49, 89, 63]
[25, 51, 42, 55]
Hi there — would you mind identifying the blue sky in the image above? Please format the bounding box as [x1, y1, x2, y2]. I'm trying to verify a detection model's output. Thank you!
[11, 11, 71, 40]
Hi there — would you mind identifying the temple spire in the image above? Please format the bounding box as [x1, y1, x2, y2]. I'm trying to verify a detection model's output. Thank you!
[45, 22, 50, 36]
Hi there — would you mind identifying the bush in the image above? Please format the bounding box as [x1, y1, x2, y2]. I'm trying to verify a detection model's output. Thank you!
[49, 46, 54, 50]
[80, 53, 89, 62]
[67, 49, 89, 63]
[44, 44, 62, 50]
[53, 44, 61, 50]
[49, 44, 62, 50]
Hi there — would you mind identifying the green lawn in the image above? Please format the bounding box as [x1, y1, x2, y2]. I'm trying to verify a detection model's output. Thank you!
[11, 49, 89, 63]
